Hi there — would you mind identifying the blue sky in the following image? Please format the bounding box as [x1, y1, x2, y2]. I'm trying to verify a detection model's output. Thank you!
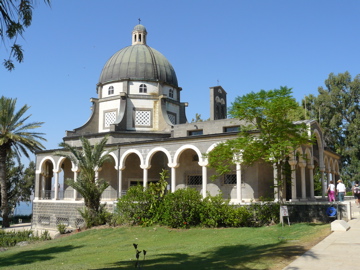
[1, 0, 360, 161]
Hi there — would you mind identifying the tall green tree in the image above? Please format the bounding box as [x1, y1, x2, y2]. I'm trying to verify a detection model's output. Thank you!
[208, 87, 311, 201]
[304, 72, 360, 184]
[0, 96, 45, 227]
[0, 155, 35, 213]
[57, 137, 114, 227]
[0, 0, 51, 71]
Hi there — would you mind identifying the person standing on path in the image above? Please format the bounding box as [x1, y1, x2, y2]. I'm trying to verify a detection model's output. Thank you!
[327, 180, 336, 202]
[352, 180, 360, 207]
[336, 179, 346, 202]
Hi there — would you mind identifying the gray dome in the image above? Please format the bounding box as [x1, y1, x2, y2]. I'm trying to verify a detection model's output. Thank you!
[99, 45, 178, 87]
[133, 24, 147, 33]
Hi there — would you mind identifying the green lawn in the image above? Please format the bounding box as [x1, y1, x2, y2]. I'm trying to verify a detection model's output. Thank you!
[0, 223, 330, 270]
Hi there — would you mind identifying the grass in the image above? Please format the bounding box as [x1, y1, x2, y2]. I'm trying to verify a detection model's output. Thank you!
[0, 223, 331, 270]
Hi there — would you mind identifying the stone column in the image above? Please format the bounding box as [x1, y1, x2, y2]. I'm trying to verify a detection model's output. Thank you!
[118, 168, 123, 197]
[288, 159, 297, 201]
[236, 163, 242, 202]
[201, 165, 207, 199]
[299, 161, 306, 199]
[308, 164, 315, 199]
[167, 163, 179, 193]
[170, 166, 177, 193]
[73, 170, 78, 201]
[41, 174, 45, 199]
[273, 163, 279, 201]
[71, 169, 79, 201]
[34, 171, 41, 200]
[331, 170, 336, 183]
[320, 167, 326, 198]
[54, 170, 59, 200]
[143, 167, 148, 188]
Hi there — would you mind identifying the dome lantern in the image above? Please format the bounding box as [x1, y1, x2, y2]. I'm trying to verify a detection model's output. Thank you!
[132, 24, 147, 45]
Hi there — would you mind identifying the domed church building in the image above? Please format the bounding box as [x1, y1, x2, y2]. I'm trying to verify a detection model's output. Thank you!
[33, 24, 340, 229]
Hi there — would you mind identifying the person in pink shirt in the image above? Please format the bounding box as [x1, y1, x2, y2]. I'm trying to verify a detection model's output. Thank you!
[327, 180, 336, 202]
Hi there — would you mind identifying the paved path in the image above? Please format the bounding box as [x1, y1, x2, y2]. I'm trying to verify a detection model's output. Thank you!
[284, 201, 360, 270]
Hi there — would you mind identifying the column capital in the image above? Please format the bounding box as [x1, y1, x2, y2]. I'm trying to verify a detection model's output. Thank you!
[118, 166, 126, 171]
[167, 162, 180, 169]
[288, 160, 297, 166]
[298, 161, 307, 168]
[198, 161, 208, 167]
[307, 164, 315, 170]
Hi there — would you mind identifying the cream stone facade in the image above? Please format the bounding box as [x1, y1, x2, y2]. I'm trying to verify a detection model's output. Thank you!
[32, 24, 340, 230]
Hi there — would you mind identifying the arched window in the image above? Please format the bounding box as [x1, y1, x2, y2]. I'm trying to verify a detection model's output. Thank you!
[169, 89, 174, 98]
[139, 84, 147, 93]
[108, 86, 114, 95]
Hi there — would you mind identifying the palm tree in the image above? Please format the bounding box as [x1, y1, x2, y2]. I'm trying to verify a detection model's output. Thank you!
[0, 96, 45, 228]
[57, 136, 114, 227]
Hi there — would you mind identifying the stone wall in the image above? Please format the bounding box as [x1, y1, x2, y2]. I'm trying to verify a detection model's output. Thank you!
[32, 201, 115, 229]
[283, 202, 350, 223]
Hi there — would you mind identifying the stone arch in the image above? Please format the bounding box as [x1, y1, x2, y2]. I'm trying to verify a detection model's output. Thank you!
[119, 149, 144, 169]
[334, 159, 340, 175]
[293, 147, 304, 198]
[304, 147, 313, 197]
[37, 156, 56, 174]
[304, 147, 313, 165]
[312, 129, 324, 168]
[145, 147, 172, 186]
[107, 152, 119, 169]
[329, 158, 334, 174]
[120, 149, 145, 191]
[205, 141, 240, 200]
[56, 156, 74, 200]
[37, 156, 56, 200]
[173, 144, 203, 165]
[145, 147, 172, 168]
[205, 141, 226, 155]
[203, 141, 228, 166]
[324, 156, 330, 173]
[173, 144, 203, 193]
[99, 154, 118, 200]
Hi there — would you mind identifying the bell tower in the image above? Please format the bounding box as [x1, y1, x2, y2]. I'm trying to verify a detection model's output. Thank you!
[210, 86, 227, 120]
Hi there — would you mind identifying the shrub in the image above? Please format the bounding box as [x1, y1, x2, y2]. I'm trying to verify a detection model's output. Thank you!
[158, 188, 203, 228]
[199, 194, 254, 228]
[234, 206, 253, 227]
[57, 223, 67, 234]
[0, 230, 51, 247]
[200, 193, 231, 227]
[116, 185, 158, 226]
[78, 203, 112, 228]
[114, 181, 280, 229]
[116, 176, 168, 226]
[248, 202, 280, 226]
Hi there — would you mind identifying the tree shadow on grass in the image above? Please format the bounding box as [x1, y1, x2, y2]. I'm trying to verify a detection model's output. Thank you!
[0, 244, 84, 267]
[94, 242, 317, 270]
